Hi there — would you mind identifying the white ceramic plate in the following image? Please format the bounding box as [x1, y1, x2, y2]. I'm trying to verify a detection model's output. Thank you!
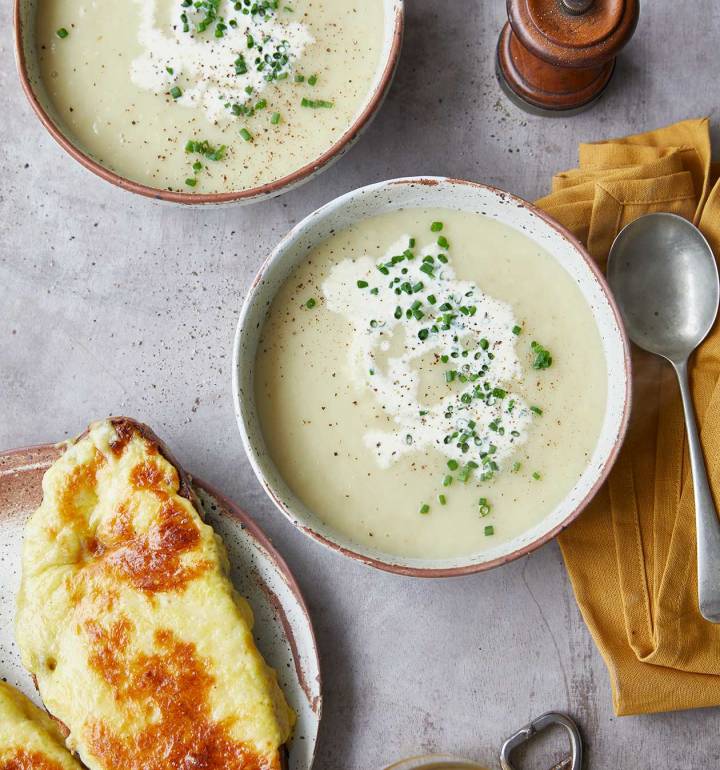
[233, 176, 632, 577]
[0, 442, 321, 770]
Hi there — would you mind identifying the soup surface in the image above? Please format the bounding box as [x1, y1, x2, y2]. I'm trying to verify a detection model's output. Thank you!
[34, 0, 386, 193]
[255, 209, 607, 560]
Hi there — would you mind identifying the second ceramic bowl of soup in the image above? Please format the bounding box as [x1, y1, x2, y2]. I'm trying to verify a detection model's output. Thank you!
[233, 177, 631, 575]
[14, 0, 403, 204]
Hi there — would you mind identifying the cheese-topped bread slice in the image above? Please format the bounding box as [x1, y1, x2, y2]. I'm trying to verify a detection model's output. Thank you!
[16, 418, 295, 770]
[0, 681, 82, 769]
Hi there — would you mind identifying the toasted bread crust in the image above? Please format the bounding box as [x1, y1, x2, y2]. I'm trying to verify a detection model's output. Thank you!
[76, 417, 201, 511]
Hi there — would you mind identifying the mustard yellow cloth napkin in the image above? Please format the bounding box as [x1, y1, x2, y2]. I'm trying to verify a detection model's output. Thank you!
[535, 118, 720, 716]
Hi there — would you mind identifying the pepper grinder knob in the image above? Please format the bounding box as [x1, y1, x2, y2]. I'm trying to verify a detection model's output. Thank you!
[496, 0, 640, 115]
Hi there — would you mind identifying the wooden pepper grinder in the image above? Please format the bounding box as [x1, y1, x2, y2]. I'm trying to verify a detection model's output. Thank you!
[496, 0, 639, 115]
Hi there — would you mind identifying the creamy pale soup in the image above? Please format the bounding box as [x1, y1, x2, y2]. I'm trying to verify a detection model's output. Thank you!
[255, 209, 607, 559]
[34, 0, 386, 193]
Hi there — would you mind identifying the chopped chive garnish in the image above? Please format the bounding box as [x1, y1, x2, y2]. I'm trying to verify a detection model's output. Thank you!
[531, 341, 553, 369]
[234, 55, 248, 75]
[185, 140, 226, 161]
[484, 525, 495, 536]
[532, 471, 542, 480]
[478, 498, 491, 516]
[447, 459, 459, 471]
[430, 221, 443, 232]
[306, 298, 316, 309]
[185, 177, 197, 187]
[438, 494, 447, 506]
[240, 128, 253, 142]
[437, 235, 449, 249]
[356, 280, 369, 289]
[56, 27, 69, 38]
[418, 328, 429, 341]
[308, 74, 318, 86]
[442, 475, 453, 487]
[271, 112, 281, 125]
[166, 66, 174, 75]
[512, 325, 522, 335]
[419, 263, 435, 277]
[170, 86, 183, 99]
[301, 97, 334, 109]
[530, 405, 543, 415]
[458, 464, 473, 483]
[512, 462, 522, 473]
[419, 503, 430, 515]
[294, 73, 305, 82]
[192, 161, 202, 171]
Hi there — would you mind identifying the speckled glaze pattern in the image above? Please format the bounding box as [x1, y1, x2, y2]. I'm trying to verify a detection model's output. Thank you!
[13, 0, 404, 206]
[233, 176, 632, 576]
[0, 443, 321, 770]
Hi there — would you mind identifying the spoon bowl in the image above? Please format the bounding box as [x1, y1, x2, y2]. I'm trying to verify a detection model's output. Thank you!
[608, 212, 720, 622]
[607, 213, 719, 362]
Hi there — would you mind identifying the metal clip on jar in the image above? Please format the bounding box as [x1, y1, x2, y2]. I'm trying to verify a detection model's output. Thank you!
[496, 0, 640, 115]
[500, 711, 582, 770]
[383, 711, 583, 770]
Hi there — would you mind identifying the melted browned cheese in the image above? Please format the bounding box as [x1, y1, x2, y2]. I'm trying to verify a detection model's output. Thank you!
[17, 419, 294, 770]
[0, 682, 82, 770]
[0, 751, 65, 770]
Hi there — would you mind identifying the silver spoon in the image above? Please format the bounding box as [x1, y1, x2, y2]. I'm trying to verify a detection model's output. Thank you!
[608, 212, 720, 622]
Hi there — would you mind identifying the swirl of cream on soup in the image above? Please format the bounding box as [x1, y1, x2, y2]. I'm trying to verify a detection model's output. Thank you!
[130, 0, 313, 123]
[322, 233, 533, 477]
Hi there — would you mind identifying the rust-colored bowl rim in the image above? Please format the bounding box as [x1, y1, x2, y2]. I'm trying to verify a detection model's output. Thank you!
[233, 176, 633, 578]
[12, 0, 404, 205]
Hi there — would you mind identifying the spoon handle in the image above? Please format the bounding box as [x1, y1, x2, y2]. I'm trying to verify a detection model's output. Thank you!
[673, 358, 720, 623]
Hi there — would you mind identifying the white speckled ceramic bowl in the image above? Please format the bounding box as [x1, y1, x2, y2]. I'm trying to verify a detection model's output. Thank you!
[13, 0, 403, 205]
[233, 177, 632, 576]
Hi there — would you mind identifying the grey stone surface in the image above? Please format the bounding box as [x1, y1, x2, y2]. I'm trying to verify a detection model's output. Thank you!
[2, 1, 720, 768]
